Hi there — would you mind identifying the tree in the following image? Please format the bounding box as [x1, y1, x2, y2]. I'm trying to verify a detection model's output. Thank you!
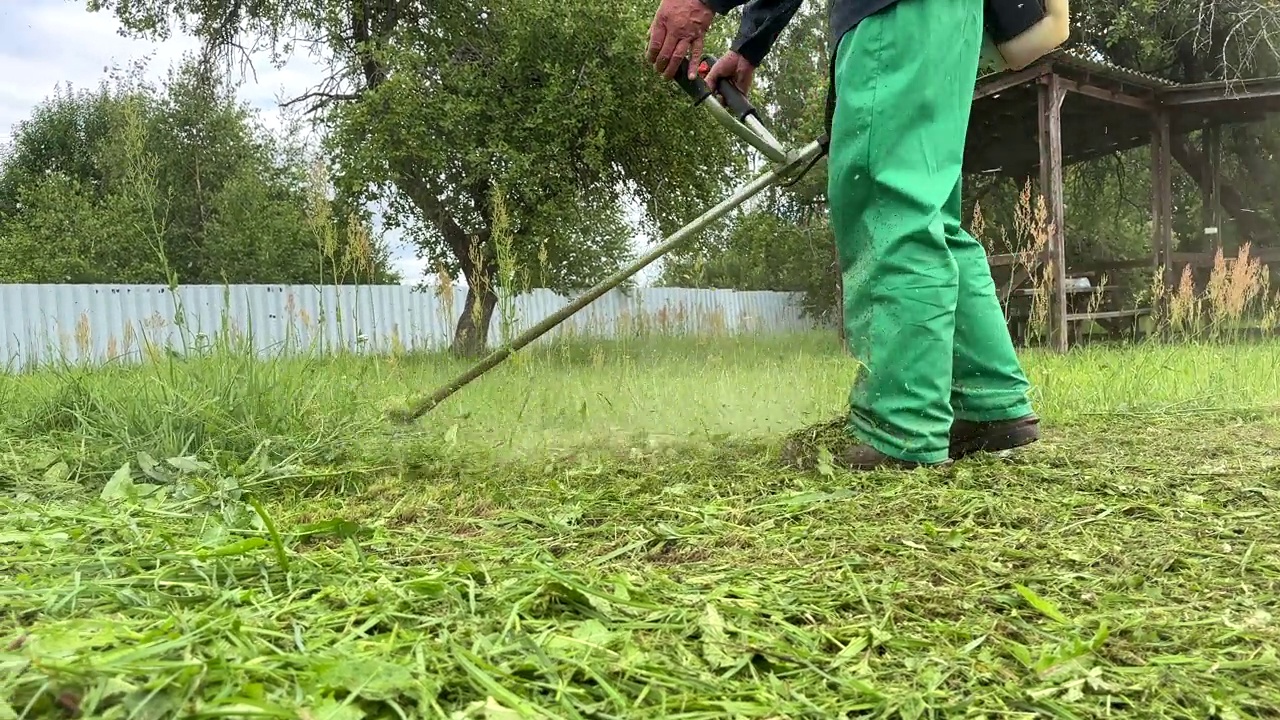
[0, 58, 399, 285]
[84, 0, 744, 356]
[659, 208, 840, 321]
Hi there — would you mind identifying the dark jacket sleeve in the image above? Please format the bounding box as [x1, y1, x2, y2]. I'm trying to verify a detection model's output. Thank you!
[702, 0, 804, 67]
[701, 0, 747, 10]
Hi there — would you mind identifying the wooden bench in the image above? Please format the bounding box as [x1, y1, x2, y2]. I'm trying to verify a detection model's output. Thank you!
[985, 251, 1155, 344]
[1003, 278, 1150, 344]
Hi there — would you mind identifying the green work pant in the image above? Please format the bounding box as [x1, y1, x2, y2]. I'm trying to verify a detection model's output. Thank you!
[827, 0, 1034, 464]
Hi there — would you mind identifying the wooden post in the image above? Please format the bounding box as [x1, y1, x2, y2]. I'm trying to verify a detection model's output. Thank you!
[1203, 124, 1222, 255]
[1150, 117, 1163, 269]
[1151, 110, 1173, 283]
[1038, 74, 1069, 352]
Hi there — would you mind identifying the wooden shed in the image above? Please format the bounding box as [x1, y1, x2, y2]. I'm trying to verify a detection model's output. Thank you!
[966, 50, 1280, 350]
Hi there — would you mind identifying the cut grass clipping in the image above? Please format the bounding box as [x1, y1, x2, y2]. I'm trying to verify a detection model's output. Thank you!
[2, 332, 1280, 718]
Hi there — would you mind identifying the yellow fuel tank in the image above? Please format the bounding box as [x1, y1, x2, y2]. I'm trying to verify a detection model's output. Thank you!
[980, 0, 1070, 73]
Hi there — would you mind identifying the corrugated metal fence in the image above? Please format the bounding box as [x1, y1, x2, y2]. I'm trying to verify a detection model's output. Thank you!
[0, 284, 817, 372]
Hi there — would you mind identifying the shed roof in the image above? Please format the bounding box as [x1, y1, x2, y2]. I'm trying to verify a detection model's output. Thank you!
[1033, 48, 1177, 90]
[964, 49, 1280, 178]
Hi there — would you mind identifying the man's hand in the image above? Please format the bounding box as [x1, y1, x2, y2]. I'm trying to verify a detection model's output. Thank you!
[703, 50, 756, 98]
[647, 0, 716, 80]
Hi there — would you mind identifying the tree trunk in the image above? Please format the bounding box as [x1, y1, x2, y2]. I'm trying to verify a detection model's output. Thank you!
[383, 166, 498, 357]
[450, 269, 499, 358]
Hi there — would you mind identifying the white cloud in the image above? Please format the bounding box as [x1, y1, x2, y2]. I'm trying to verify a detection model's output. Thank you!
[390, 255, 432, 286]
[2, 2, 192, 137]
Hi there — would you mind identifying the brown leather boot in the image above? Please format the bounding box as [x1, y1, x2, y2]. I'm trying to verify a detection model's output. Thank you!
[948, 414, 1040, 460]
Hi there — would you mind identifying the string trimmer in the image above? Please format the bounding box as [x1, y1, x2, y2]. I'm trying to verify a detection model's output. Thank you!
[389, 56, 829, 424]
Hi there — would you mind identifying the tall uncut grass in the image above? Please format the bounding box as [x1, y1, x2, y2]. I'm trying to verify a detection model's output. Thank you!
[3, 323, 1278, 469]
[977, 180, 1280, 346]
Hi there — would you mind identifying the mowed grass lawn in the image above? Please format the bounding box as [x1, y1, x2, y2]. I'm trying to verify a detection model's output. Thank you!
[2, 332, 1279, 718]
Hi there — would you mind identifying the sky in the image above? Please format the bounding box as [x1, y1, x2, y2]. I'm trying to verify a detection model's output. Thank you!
[0, 0, 450, 285]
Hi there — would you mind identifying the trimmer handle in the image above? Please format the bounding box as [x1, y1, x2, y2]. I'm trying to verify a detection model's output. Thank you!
[673, 55, 757, 122]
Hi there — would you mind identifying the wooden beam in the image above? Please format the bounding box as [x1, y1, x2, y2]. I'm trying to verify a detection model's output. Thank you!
[1066, 258, 1152, 275]
[1168, 252, 1205, 266]
[990, 256, 1149, 275]
[1066, 309, 1151, 321]
[974, 64, 1052, 101]
[1038, 74, 1070, 352]
[1170, 247, 1280, 266]
[1057, 77, 1155, 110]
[1159, 77, 1280, 106]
